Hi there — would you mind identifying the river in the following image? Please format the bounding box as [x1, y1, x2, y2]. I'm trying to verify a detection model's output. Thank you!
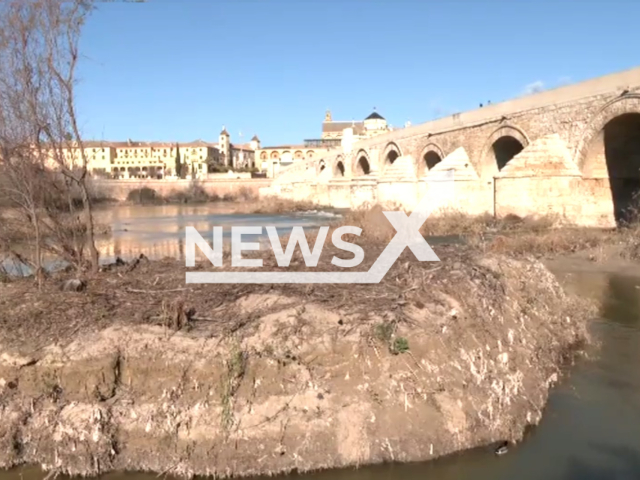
[1, 203, 345, 274]
[2, 204, 640, 479]
[91, 202, 347, 264]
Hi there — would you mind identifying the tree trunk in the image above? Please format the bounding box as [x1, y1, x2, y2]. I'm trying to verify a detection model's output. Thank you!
[80, 182, 99, 273]
[31, 206, 44, 289]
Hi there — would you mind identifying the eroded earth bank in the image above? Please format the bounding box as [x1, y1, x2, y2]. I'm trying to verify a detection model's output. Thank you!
[0, 246, 594, 478]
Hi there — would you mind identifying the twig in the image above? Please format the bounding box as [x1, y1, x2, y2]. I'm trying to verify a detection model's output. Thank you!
[126, 287, 189, 294]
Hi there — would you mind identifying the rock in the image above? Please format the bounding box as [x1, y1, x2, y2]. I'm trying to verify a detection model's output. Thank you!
[61, 279, 86, 292]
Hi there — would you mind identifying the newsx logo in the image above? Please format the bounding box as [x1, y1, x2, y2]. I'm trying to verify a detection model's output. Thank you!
[185, 170, 454, 284]
[186, 224, 364, 269]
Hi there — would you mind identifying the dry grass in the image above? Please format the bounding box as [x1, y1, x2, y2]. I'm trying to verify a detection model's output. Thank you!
[231, 197, 322, 214]
[324, 202, 640, 263]
[477, 229, 612, 256]
[124, 184, 260, 205]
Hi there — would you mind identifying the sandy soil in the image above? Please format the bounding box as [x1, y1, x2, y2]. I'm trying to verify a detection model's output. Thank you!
[0, 245, 594, 478]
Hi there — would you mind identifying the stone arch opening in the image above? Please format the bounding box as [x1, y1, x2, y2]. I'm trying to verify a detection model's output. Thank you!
[383, 143, 401, 166]
[424, 151, 442, 170]
[588, 112, 640, 224]
[259, 151, 268, 160]
[356, 156, 371, 176]
[335, 161, 345, 177]
[492, 136, 524, 170]
[270, 151, 279, 159]
[418, 143, 445, 176]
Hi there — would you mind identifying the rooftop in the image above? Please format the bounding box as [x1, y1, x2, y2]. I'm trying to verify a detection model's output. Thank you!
[365, 111, 385, 121]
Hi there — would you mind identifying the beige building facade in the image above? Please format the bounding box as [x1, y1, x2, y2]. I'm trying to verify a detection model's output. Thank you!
[45, 129, 258, 180]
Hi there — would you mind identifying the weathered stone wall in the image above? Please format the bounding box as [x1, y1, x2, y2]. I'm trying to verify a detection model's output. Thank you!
[93, 179, 272, 201]
[262, 67, 640, 227]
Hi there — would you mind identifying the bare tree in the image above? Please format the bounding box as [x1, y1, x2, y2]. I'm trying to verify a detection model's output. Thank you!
[0, 0, 99, 275]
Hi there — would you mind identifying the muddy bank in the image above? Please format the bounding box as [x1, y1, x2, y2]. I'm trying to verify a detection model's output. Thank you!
[0, 248, 593, 478]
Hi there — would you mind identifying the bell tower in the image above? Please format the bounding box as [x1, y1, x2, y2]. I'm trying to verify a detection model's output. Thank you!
[219, 126, 230, 166]
[324, 109, 332, 122]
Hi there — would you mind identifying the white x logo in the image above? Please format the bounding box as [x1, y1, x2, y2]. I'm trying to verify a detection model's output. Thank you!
[365, 169, 454, 281]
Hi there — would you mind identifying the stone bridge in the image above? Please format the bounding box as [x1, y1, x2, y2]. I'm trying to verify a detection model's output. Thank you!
[263, 66, 640, 227]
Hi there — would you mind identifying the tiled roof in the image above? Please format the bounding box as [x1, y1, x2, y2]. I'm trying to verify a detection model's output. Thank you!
[230, 143, 255, 151]
[78, 140, 219, 149]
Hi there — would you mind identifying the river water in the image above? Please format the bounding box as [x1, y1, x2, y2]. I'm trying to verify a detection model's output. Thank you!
[1, 203, 345, 274]
[2, 204, 640, 479]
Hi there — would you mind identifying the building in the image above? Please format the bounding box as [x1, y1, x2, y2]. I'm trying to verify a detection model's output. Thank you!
[108, 140, 218, 180]
[320, 109, 391, 141]
[218, 127, 259, 169]
[36, 111, 390, 179]
[255, 109, 393, 177]
[41, 128, 258, 180]
[39, 141, 115, 176]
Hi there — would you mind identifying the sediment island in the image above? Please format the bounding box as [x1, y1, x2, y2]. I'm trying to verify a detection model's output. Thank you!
[0, 242, 594, 478]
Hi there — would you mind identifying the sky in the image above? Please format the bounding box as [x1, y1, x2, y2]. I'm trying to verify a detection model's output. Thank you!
[76, 0, 640, 147]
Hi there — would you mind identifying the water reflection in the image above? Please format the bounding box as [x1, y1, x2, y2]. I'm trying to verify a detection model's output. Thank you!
[93, 203, 342, 264]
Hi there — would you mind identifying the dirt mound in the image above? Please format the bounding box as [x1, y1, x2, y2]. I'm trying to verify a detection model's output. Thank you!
[0, 251, 593, 478]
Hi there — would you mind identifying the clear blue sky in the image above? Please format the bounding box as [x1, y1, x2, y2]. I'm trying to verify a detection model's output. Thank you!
[76, 0, 639, 147]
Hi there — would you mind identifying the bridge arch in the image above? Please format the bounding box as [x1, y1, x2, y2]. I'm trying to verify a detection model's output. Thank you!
[382, 142, 402, 166]
[334, 156, 346, 177]
[575, 94, 640, 169]
[418, 142, 445, 176]
[482, 124, 530, 173]
[354, 150, 371, 176]
[577, 95, 640, 224]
